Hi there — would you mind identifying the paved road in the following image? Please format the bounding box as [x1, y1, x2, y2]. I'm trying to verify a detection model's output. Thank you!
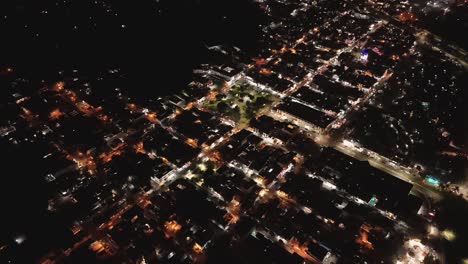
[334, 141, 444, 201]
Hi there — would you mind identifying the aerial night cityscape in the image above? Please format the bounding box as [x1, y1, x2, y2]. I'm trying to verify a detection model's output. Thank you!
[0, 0, 467, 263]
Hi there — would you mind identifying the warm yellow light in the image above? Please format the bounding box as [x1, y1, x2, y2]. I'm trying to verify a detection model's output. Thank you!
[442, 229, 456, 241]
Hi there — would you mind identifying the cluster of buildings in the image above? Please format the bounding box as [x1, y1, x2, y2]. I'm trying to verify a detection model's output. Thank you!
[0, 0, 466, 263]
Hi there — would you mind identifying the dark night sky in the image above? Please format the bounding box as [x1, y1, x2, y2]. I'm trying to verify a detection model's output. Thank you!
[0, 0, 266, 95]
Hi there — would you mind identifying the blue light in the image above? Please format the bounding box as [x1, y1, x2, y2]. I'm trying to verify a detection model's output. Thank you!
[369, 196, 378, 206]
[425, 176, 440, 186]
